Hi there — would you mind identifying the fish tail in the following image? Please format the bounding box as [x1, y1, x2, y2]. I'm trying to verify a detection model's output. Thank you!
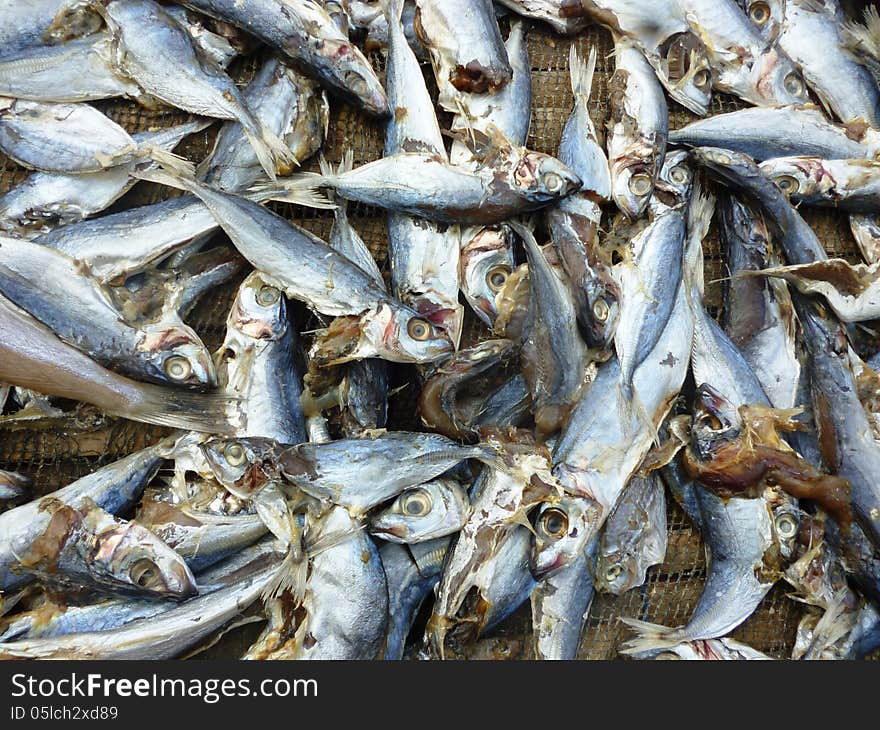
[569, 45, 597, 101]
[239, 120, 291, 182]
[141, 146, 196, 179]
[618, 617, 684, 655]
[260, 549, 308, 606]
[248, 174, 336, 210]
[385, 0, 404, 25]
[844, 6, 880, 59]
[126, 385, 238, 434]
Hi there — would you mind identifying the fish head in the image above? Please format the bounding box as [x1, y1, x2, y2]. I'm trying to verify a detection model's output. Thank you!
[690, 147, 764, 191]
[92, 520, 197, 600]
[759, 157, 830, 200]
[611, 158, 657, 220]
[200, 437, 281, 499]
[370, 479, 470, 543]
[652, 150, 694, 211]
[656, 32, 713, 116]
[361, 302, 455, 364]
[530, 496, 600, 579]
[139, 321, 218, 389]
[325, 38, 390, 116]
[596, 549, 641, 595]
[753, 50, 810, 106]
[229, 274, 288, 341]
[690, 383, 744, 461]
[511, 151, 582, 204]
[743, 0, 784, 42]
[460, 226, 517, 327]
[580, 272, 621, 350]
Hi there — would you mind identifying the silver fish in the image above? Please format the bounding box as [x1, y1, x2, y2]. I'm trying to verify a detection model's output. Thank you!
[0, 539, 281, 642]
[0, 558, 279, 659]
[413, 0, 512, 107]
[669, 105, 880, 161]
[0, 98, 193, 176]
[262, 146, 582, 225]
[215, 272, 307, 445]
[201, 56, 328, 192]
[165, 178, 453, 365]
[607, 37, 668, 220]
[677, 0, 809, 107]
[103, 0, 295, 179]
[765, 0, 880, 128]
[0, 236, 217, 388]
[179, 0, 389, 116]
[380, 538, 449, 660]
[385, 0, 462, 344]
[796, 297, 880, 549]
[245, 506, 388, 660]
[35, 196, 220, 284]
[0, 491, 195, 599]
[547, 47, 616, 350]
[516, 222, 590, 440]
[0, 294, 235, 432]
[596, 473, 667, 595]
[635, 637, 772, 660]
[759, 156, 880, 213]
[621, 485, 778, 653]
[0, 119, 209, 237]
[719, 193, 800, 410]
[612, 204, 687, 401]
[370, 479, 470, 543]
[530, 537, 598, 660]
[579, 0, 713, 115]
[0, 33, 141, 103]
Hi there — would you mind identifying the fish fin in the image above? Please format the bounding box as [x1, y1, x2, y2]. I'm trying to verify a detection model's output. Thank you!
[127, 386, 238, 434]
[140, 147, 196, 179]
[569, 45, 597, 100]
[618, 617, 684, 655]
[240, 120, 298, 181]
[131, 166, 197, 194]
[260, 549, 308, 606]
[248, 174, 336, 210]
[844, 6, 880, 60]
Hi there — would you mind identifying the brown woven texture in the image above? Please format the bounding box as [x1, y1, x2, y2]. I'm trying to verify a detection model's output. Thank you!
[0, 23, 858, 659]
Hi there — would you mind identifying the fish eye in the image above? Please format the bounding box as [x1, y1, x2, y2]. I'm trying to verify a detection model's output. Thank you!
[163, 355, 192, 382]
[628, 172, 653, 197]
[130, 558, 161, 589]
[224, 442, 247, 467]
[543, 172, 564, 193]
[669, 165, 689, 185]
[783, 72, 805, 98]
[407, 317, 432, 341]
[774, 174, 800, 195]
[604, 564, 622, 583]
[749, 1, 770, 25]
[592, 297, 610, 322]
[697, 412, 724, 431]
[775, 513, 798, 539]
[486, 265, 511, 293]
[401, 488, 433, 517]
[345, 71, 368, 96]
[692, 69, 710, 90]
[539, 508, 569, 539]
[256, 285, 281, 307]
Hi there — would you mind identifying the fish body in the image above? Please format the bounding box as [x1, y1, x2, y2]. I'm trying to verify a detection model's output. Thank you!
[494, 0, 589, 35]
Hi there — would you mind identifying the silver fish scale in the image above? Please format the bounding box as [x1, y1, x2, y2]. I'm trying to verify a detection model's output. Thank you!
[0, 19, 862, 661]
